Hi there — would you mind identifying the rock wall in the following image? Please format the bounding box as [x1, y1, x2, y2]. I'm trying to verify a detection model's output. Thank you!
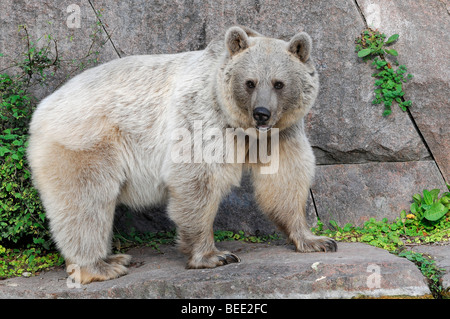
[1, 0, 448, 234]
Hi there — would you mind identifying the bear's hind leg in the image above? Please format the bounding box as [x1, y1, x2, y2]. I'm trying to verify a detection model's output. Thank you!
[31, 141, 131, 284]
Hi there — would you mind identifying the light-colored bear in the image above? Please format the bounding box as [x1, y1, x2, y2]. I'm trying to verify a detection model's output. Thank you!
[27, 26, 336, 284]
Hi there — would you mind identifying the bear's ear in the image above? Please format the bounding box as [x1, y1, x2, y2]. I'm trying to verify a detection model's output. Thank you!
[225, 26, 250, 56]
[287, 32, 312, 63]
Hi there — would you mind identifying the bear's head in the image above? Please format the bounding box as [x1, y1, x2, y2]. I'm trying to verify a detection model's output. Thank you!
[217, 26, 319, 132]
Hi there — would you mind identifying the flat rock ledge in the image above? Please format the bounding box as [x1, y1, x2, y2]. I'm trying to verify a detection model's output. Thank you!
[0, 242, 431, 299]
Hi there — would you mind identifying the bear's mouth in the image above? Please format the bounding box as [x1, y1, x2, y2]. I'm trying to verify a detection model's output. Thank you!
[256, 125, 272, 132]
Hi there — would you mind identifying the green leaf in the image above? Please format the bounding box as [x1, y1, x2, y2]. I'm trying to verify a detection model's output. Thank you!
[28, 254, 35, 263]
[0, 146, 11, 156]
[375, 79, 384, 86]
[410, 203, 419, 214]
[423, 189, 433, 205]
[329, 220, 338, 227]
[441, 196, 449, 205]
[384, 49, 398, 56]
[1, 133, 18, 141]
[382, 109, 392, 117]
[343, 223, 353, 232]
[358, 48, 372, 57]
[413, 193, 422, 204]
[403, 100, 412, 107]
[385, 34, 399, 44]
[429, 189, 440, 201]
[361, 234, 374, 242]
[33, 237, 45, 245]
[400, 210, 407, 220]
[423, 202, 448, 221]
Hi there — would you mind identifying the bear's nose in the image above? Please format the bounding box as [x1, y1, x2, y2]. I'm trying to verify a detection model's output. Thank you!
[253, 107, 271, 123]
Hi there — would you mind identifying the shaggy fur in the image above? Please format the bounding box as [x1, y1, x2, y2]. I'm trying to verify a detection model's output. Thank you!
[27, 26, 336, 284]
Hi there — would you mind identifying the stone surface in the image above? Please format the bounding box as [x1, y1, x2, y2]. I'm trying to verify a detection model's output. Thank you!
[0, 0, 118, 100]
[90, 0, 208, 56]
[311, 161, 448, 227]
[0, 242, 431, 299]
[356, 0, 450, 182]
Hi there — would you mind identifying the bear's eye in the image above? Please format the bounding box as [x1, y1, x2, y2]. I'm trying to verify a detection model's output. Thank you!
[246, 80, 256, 89]
[273, 81, 284, 90]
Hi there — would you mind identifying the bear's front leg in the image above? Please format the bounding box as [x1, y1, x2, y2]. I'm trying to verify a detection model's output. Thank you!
[166, 164, 241, 268]
[251, 132, 337, 253]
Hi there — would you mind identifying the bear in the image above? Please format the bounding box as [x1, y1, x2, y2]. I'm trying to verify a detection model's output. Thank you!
[27, 26, 337, 284]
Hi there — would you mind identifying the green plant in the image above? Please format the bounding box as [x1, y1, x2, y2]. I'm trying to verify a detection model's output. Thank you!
[408, 188, 449, 223]
[397, 250, 445, 299]
[1, 23, 107, 279]
[0, 244, 64, 279]
[0, 75, 33, 133]
[1, 55, 51, 247]
[214, 230, 280, 244]
[355, 29, 399, 60]
[0, 26, 64, 249]
[113, 228, 176, 253]
[312, 188, 450, 251]
[0, 130, 51, 247]
[16, 25, 60, 87]
[355, 28, 413, 116]
[313, 217, 407, 251]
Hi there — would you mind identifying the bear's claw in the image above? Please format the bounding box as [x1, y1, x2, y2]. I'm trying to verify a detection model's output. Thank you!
[187, 251, 241, 269]
[218, 253, 241, 265]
